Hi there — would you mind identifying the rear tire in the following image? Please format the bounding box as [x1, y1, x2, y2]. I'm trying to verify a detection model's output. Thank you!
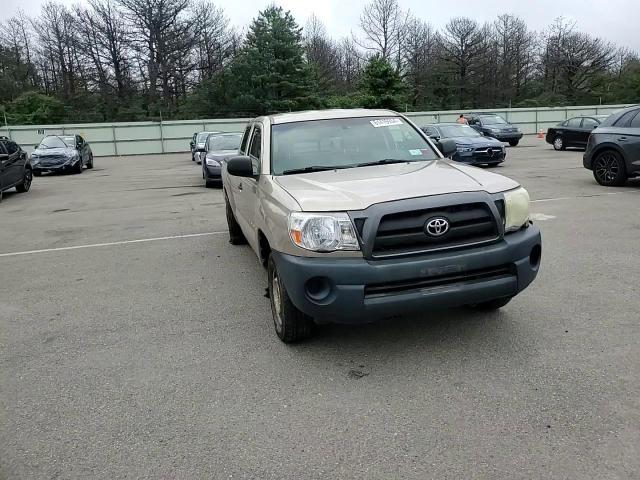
[225, 192, 247, 245]
[16, 168, 32, 193]
[593, 150, 626, 186]
[268, 255, 314, 343]
[87, 154, 94, 169]
[470, 297, 512, 310]
[74, 160, 83, 174]
[553, 136, 565, 151]
[508, 139, 519, 147]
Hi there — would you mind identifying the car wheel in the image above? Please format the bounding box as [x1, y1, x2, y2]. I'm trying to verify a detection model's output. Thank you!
[553, 136, 565, 151]
[593, 150, 626, 187]
[469, 297, 512, 310]
[225, 192, 247, 245]
[508, 139, 519, 147]
[16, 168, 32, 193]
[87, 154, 94, 169]
[268, 254, 314, 343]
[191, 152, 195, 162]
[74, 159, 83, 174]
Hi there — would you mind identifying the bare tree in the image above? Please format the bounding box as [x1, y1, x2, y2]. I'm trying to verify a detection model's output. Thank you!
[403, 16, 435, 107]
[190, 1, 234, 82]
[357, 0, 407, 69]
[304, 15, 341, 92]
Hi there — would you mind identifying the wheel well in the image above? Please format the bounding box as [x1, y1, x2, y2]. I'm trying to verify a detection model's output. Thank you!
[258, 230, 271, 268]
[592, 145, 627, 166]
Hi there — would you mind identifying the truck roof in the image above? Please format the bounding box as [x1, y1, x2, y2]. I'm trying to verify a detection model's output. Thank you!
[269, 109, 399, 125]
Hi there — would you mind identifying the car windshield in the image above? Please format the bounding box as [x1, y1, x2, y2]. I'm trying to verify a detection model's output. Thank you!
[480, 115, 508, 125]
[271, 116, 438, 175]
[38, 136, 72, 149]
[438, 125, 482, 138]
[197, 132, 214, 143]
[208, 134, 242, 151]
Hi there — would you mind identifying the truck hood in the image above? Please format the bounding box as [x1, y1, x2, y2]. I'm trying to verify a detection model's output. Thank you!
[274, 160, 519, 212]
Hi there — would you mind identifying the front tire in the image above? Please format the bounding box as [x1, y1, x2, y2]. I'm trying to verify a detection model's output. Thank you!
[593, 150, 626, 186]
[87, 154, 94, 169]
[268, 255, 314, 343]
[553, 136, 565, 151]
[508, 139, 519, 147]
[16, 168, 32, 193]
[74, 159, 83, 174]
[225, 192, 247, 245]
[470, 297, 512, 310]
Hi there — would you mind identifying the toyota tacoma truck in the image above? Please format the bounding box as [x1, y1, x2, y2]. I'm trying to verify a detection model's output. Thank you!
[222, 109, 541, 343]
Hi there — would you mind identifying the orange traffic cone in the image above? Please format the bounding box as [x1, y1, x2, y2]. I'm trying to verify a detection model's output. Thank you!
[537, 129, 544, 139]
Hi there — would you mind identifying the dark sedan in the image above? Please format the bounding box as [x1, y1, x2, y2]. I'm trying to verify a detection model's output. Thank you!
[202, 132, 242, 187]
[546, 115, 609, 150]
[0, 137, 32, 201]
[192, 131, 220, 164]
[583, 105, 640, 186]
[422, 123, 506, 166]
[31, 135, 93, 175]
[466, 113, 523, 146]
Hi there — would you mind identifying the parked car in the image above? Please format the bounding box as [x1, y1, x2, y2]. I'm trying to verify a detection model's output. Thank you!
[223, 109, 541, 342]
[422, 123, 505, 167]
[546, 115, 609, 150]
[0, 136, 32, 201]
[583, 105, 640, 186]
[31, 135, 93, 175]
[192, 131, 220, 164]
[466, 113, 523, 146]
[202, 132, 243, 187]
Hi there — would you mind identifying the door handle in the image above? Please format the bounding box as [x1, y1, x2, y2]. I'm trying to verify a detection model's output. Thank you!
[618, 137, 628, 141]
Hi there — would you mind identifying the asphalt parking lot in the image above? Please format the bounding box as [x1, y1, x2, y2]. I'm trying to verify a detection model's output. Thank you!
[1, 136, 639, 479]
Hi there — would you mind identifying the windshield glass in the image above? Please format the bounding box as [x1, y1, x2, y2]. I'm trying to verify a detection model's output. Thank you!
[271, 116, 438, 175]
[197, 132, 214, 143]
[480, 115, 507, 125]
[38, 136, 71, 149]
[208, 134, 242, 151]
[438, 125, 482, 138]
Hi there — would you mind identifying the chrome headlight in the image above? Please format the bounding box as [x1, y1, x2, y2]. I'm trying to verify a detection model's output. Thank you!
[503, 187, 530, 232]
[457, 146, 473, 153]
[205, 157, 220, 167]
[288, 212, 360, 252]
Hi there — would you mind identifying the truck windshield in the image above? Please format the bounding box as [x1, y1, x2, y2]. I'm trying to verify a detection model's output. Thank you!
[271, 116, 438, 175]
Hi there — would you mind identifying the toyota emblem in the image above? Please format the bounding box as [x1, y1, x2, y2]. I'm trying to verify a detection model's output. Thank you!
[425, 217, 450, 237]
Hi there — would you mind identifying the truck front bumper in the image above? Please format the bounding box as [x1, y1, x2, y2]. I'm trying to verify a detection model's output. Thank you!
[272, 225, 541, 324]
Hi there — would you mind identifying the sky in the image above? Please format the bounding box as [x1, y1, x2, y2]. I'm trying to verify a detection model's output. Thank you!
[2, 0, 639, 52]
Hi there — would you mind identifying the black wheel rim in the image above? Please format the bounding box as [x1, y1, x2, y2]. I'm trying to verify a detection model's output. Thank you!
[24, 170, 32, 190]
[595, 154, 619, 183]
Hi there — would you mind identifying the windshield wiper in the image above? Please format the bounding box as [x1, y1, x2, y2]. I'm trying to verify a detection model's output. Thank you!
[355, 159, 413, 168]
[282, 165, 349, 175]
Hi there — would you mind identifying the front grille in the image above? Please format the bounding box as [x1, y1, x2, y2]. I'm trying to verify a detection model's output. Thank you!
[472, 148, 504, 160]
[364, 264, 513, 297]
[372, 203, 499, 257]
[37, 156, 67, 166]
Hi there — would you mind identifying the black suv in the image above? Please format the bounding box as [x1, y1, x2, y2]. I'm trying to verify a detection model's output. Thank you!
[583, 105, 640, 186]
[467, 113, 523, 146]
[0, 136, 32, 201]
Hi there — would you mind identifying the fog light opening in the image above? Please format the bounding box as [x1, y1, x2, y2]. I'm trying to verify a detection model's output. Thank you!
[305, 277, 332, 302]
[530, 244, 542, 269]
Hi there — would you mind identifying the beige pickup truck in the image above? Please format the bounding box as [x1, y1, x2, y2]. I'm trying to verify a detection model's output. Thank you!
[222, 109, 541, 343]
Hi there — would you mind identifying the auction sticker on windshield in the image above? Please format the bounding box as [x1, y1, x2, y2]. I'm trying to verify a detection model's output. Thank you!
[370, 118, 403, 128]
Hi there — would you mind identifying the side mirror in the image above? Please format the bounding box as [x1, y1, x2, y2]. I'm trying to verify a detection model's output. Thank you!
[227, 155, 254, 177]
[436, 139, 458, 158]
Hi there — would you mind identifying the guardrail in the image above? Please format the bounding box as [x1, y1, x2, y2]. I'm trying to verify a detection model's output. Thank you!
[2, 104, 633, 157]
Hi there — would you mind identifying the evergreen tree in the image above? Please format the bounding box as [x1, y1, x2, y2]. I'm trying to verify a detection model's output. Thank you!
[228, 6, 319, 115]
[356, 56, 406, 110]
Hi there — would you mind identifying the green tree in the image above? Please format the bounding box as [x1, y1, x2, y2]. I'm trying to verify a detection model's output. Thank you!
[227, 6, 319, 115]
[2, 92, 65, 124]
[356, 55, 406, 110]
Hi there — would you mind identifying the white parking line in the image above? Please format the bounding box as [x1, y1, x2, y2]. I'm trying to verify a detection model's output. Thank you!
[530, 213, 557, 221]
[0, 231, 228, 258]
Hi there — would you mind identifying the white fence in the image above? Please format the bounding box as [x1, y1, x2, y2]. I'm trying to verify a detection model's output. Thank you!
[2, 104, 633, 157]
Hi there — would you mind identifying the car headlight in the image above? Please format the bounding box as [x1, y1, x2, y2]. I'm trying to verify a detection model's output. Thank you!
[206, 157, 220, 167]
[456, 146, 473, 153]
[489, 128, 501, 133]
[503, 187, 530, 232]
[289, 212, 360, 252]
